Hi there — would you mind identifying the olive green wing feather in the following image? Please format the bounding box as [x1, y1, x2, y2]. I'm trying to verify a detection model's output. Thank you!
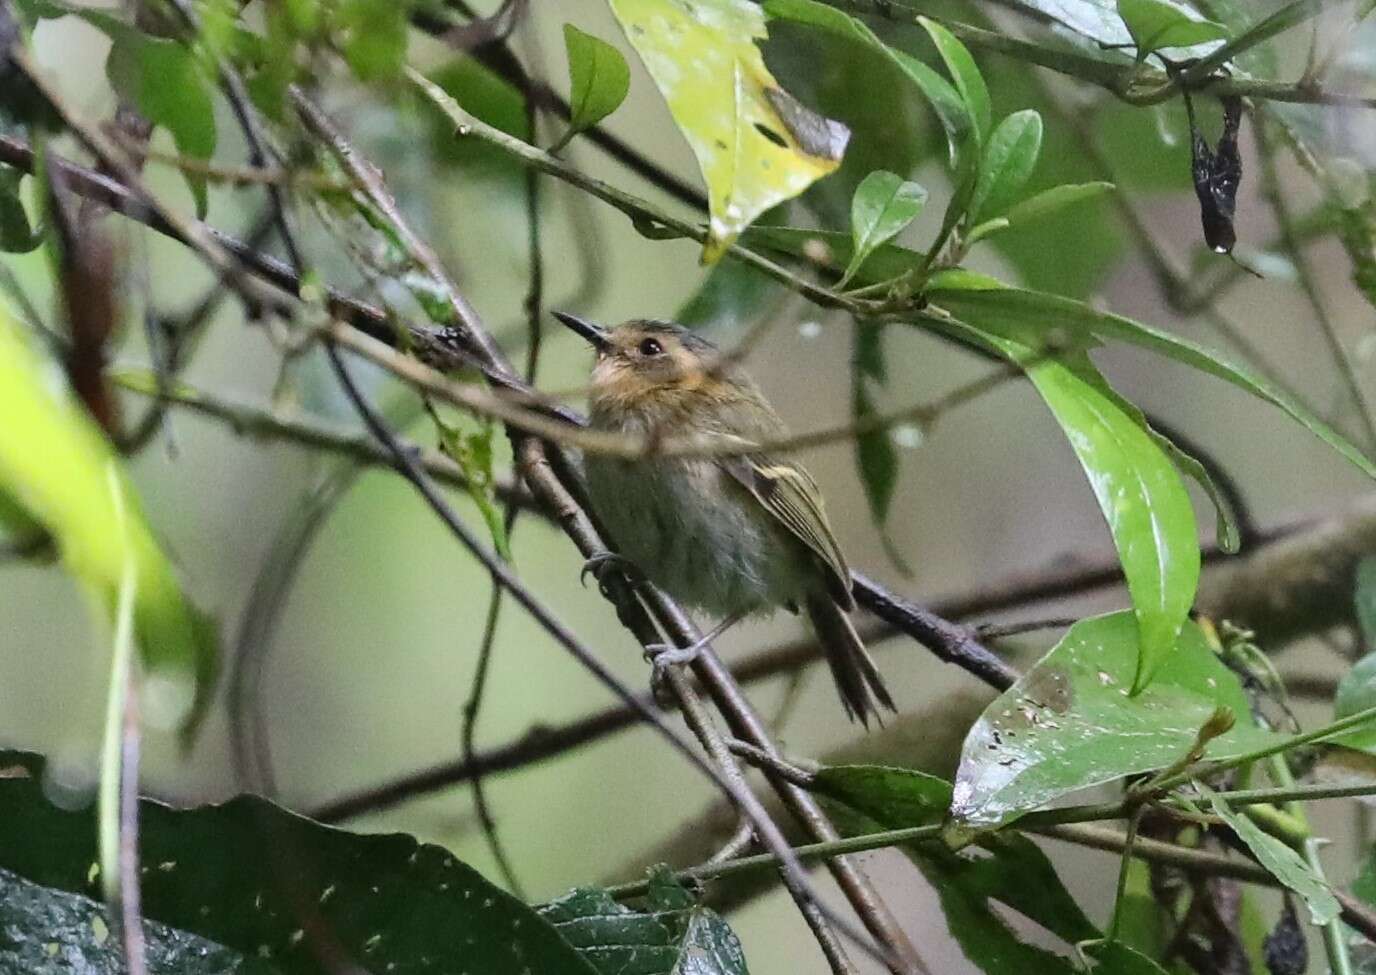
[718, 453, 855, 610]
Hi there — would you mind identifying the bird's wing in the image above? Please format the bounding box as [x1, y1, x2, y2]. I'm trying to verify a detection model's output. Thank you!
[718, 452, 855, 610]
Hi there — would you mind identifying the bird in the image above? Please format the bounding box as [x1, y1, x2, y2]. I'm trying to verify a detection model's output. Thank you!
[553, 310, 895, 725]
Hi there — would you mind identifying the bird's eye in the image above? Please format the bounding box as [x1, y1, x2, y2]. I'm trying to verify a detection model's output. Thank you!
[638, 337, 664, 357]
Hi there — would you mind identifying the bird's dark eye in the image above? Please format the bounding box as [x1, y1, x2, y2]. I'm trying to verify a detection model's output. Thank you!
[638, 337, 664, 356]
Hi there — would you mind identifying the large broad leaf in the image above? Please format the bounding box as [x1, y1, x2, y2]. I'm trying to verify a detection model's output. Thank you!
[928, 283, 1376, 479]
[539, 868, 747, 975]
[605, 0, 848, 261]
[0, 868, 266, 974]
[1116, 0, 1228, 54]
[951, 613, 1285, 827]
[0, 750, 598, 975]
[812, 766, 1088, 973]
[0, 308, 216, 733]
[1198, 783, 1340, 926]
[928, 310, 1200, 690]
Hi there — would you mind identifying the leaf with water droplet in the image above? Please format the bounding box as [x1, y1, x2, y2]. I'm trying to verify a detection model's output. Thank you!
[951, 612, 1285, 827]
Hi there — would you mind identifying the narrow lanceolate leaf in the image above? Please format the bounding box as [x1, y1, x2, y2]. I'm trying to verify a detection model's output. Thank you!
[927, 283, 1376, 479]
[844, 170, 926, 285]
[1116, 0, 1228, 54]
[606, 0, 849, 261]
[762, 0, 971, 164]
[0, 750, 598, 975]
[917, 16, 991, 144]
[951, 613, 1284, 827]
[1002, 181, 1114, 228]
[540, 867, 747, 975]
[0, 309, 217, 734]
[852, 327, 904, 566]
[558, 24, 631, 149]
[970, 110, 1043, 225]
[812, 766, 1090, 973]
[1199, 783, 1341, 925]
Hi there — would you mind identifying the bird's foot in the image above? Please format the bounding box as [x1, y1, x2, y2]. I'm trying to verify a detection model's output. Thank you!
[579, 551, 644, 590]
[645, 641, 706, 692]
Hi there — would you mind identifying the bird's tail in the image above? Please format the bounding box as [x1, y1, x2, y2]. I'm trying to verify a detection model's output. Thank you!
[804, 592, 895, 726]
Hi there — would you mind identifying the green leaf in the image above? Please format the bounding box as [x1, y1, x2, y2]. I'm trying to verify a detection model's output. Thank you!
[0, 168, 41, 253]
[338, 0, 408, 82]
[0, 867, 269, 974]
[0, 309, 217, 735]
[844, 170, 926, 286]
[1084, 941, 1173, 974]
[1333, 652, 1376, 752]
[970, 110, 1044, 225]
[1116, 0, 1228, 54]
[1003, 181, 1115, 227]
[813, 767, 1087, 973]
[558, 24, 630, 149]
[928, 302, 1200, 689]
[104, 29, 217, 218]
[1199, 782, 1340, 925]
[1149, 430, 1240, 553]
[951, 612, 1285, 827]
[762, 0, 971, 165]
[917, 16, 991, 145]
[539, 867, 747, 975]
[1358, 555, 1376, 650]
[743, 225, 921, 286]
[927, 283, 1376, 480]
[606, 0, 848, 261]
[852, 327, 901, 541]
[676, 257, 781, 334]
[0, 749, 598, 975]
[422, 57, 531, 180]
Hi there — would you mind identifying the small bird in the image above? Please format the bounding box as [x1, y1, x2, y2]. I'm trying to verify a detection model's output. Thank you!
[554, 311, 895, 725]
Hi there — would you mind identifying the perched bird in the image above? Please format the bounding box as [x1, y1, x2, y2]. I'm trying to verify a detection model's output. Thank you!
[554, 311, 895, 725]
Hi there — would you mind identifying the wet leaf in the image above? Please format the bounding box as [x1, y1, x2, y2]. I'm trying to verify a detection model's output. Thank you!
[844, 170, 926, 286]
[1200, 783, 1340, 925]
[0, 308, 216, 735]
[0, 867, 269, 974]
[762, 0, 971, 165]
[606, 0, 848, 261]
[951, 612, 1284, 827]
[539, 867, 747, 975]
[813, 766, 1088, 973]
[0, 167, 41, 253]
[1332, 652, 1376, 752]
[971, 109, 1043, 225]
[1116, 0, 1228, 54]
[0, 750, 598, 975]
[558, 24, 630, 149]
[927, 283, 1376, 480]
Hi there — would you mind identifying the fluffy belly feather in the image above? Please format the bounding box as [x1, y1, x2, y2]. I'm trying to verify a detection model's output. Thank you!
[584, 453, 808, 617]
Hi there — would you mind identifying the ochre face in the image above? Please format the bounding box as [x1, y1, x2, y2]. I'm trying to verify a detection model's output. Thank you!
[588, 322, 716, 413]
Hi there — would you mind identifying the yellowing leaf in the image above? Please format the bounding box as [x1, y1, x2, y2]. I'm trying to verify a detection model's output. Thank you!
[606, 0, 849, 261]
[0, 309, 216, 737]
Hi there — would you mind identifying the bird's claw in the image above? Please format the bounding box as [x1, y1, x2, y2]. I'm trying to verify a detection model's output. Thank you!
[579, 551, 643, 589]
[645, 641, 705, 688]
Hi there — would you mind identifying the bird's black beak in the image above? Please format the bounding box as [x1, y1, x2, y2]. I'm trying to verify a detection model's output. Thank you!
[552, 310, 612, 353]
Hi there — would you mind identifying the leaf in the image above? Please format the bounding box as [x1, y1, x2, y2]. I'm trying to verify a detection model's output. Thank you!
[1199, 782, 1341, 925]
[1001, 181, 1114, 228]
[1333, 652, 1376, 752]
[927, 304, 1200, 690]
[927, 283, 1376, 479]
[338, 0, 408, 82]
[0, 309, 216, 734]
[1359, 555, 1376, 650]
[0, 750, 598, 975]
[0, 167, 41, 253]
[917, 17, 991, 145]
[0, 867, 269, 974]
[743, 225, 921, 286]
[852, 327, 904, 561]
[970, 110, 1044, 225]
[844, 170, 926, 286]
[762, 0, 971, 165]
[813, 767, 1087, 973]
[1116, 0, 1229, 54]
[606, 0, 848, 261]
[675, 257, 781, 334]
[951, 612, 1285, 827]
[104, 28, 217, 218]
[1084, 941, 1173, 974]
[558, 24, 630, 149]
[539, 867, 747, 975]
